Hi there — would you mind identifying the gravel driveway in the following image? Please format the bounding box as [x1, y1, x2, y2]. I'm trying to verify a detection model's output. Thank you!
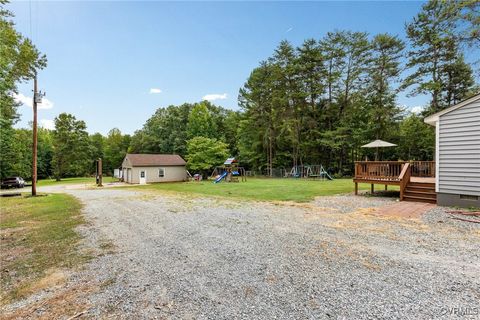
[3, 188, 480, 319]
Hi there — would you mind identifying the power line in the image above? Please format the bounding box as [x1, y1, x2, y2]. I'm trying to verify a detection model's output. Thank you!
[35, 0, 38, 44]
[29, 0, 32, 40]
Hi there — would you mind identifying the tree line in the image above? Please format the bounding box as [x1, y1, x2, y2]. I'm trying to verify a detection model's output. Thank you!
[1, 0, 479, 180]
[237, 0, 479, 176]
[1, 117, 132, 180]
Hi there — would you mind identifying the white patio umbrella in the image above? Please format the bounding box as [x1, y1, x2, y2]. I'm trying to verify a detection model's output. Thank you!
[361, 139, 397, 161]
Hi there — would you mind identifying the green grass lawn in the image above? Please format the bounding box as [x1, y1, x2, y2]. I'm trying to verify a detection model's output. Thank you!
[136, 178, 397, 202]
[0, 194, 87, 304]
[37, 176, 116, 187]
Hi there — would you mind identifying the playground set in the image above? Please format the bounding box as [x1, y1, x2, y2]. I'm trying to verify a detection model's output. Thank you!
[286, 165, 333, 180]
[211, 158, 247, 183]
[208, 157, 332, 182]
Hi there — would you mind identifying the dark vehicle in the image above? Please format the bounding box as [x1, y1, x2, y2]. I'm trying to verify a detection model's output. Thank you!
[1, 177, 25, 189]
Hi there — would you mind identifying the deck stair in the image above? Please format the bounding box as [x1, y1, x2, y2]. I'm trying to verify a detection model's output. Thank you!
[354, 161, 437, 204]
[403, 181, 436, 204]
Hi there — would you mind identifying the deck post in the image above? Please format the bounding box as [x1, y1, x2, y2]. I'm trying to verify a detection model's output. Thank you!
[355, 182, 358, 195]
[353, 161, 425, 198]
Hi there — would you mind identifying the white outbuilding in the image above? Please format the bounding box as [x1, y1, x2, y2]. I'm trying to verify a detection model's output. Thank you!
[121, 154, 187, 184]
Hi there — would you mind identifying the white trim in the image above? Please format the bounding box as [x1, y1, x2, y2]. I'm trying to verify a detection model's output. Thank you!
[435, 120, 440, 193]
[139, 170, 147, 184]
[424, 93, 480, 126]
[158, 167, 165, 178]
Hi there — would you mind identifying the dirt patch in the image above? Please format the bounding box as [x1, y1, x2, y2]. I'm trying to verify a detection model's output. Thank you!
[1, 281, 99, 320]
[1, 246, 33, 264]
[22, 270, 67, 297]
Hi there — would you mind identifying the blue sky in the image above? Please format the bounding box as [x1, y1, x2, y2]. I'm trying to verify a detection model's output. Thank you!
[8, 1, 453, 135]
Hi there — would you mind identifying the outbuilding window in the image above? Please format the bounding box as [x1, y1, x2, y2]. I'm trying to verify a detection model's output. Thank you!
[159, 168, 165, 177]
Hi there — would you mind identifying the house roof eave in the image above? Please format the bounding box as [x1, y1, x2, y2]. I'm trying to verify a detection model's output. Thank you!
[424, 92, 480, 126]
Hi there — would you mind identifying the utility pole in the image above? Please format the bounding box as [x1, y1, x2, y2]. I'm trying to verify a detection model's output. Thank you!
[32, 74, 38, 196]
[97, 158, 103, 187]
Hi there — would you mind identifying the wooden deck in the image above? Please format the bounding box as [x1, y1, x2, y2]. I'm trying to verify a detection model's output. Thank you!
[374, 201, 435, 219]
[354, 161, 436, 203]
[410, 177, 435, 184]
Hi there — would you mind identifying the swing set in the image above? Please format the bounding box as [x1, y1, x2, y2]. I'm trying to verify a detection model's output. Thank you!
[210, 158, 247, 183]
[286, 165, 333, 180]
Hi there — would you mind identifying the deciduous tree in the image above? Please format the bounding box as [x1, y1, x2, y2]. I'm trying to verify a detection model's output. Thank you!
[52, 113, 90, 180]
[103, 128, 130, 175]
[186, 137, 229, 177]
[187, 102, 218, 139]
[0, 1, 46, 178]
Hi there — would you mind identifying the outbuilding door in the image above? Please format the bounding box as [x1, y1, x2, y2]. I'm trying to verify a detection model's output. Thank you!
[139, 170, 147, 184]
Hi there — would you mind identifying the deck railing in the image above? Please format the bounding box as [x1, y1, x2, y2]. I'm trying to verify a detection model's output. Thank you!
[354, 161, 406, 181]
[355, 161, 435, 181]
[354, 161, 435, 199]
[410, 161, 435, 177]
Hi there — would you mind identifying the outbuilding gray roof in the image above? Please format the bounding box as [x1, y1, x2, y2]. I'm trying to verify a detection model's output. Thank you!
[125, 154, 186, 166]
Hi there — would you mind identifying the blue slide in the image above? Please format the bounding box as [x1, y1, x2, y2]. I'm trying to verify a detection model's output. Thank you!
[321, 168, 334, 180]
[323, 171, 334, 180]
[214, 172, 228, 183]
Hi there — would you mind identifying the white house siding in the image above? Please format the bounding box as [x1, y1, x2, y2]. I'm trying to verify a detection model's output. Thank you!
[126, 168, 132, 183]
[123, 166, 186, 184]
[438, 98, 480, 205]
[122, 157, 132, 168]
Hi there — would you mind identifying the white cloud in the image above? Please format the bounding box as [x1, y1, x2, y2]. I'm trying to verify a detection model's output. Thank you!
[13, 92, 54, 110]
[39, 119, 55, 130]
[410, 106, 423, 114]
[149, 88, 162, 94]
[202, 93, 228, 101]
[286, 27, 293, 33]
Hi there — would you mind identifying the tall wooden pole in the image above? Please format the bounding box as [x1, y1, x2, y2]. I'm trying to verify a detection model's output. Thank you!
[32, 75, 38, 196]
[98, 158, 103, 187]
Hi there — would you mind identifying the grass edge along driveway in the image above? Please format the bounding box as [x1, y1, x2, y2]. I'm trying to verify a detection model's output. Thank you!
[133, 178, 393, 202]
[0, 193, 87, 305]
[37, 176, 116, 187]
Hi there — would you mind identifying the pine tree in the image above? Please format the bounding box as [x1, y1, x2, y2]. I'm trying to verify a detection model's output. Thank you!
[365, 33, 405, 140]
[404, 0, 476, 114]
[238, 62, 277, 175]
[52, 113, 90, 180]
